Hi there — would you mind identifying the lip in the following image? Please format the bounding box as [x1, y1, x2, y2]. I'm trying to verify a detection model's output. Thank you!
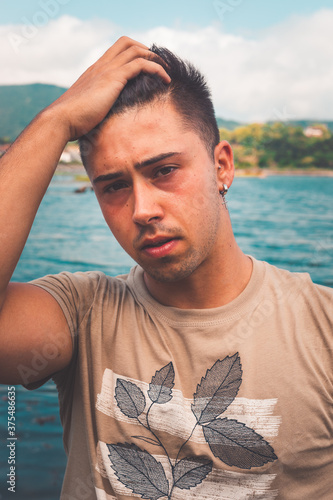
[140, 236, 180, 258]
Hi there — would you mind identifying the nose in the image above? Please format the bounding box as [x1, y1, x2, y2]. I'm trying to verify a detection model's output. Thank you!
[132, 181, 164, 226]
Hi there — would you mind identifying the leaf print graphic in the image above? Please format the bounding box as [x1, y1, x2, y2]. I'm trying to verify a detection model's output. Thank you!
[203, 417, 278, 469]
[132, 435, 161, 447]
[148, 362, 175, 404]
[115, 379, 146, 419]
[108, 443, 169, 500]
[191, 353, 242, 424]
[173, 456, 213, 490]
[109, 355, 278, 499]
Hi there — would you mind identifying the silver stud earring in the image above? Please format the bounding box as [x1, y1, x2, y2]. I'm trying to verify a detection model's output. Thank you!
[219, 184, 228, 207]
[219, 184, 228, 196]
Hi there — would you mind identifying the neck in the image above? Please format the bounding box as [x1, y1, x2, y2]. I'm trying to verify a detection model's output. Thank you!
[143, 224, 253, 309]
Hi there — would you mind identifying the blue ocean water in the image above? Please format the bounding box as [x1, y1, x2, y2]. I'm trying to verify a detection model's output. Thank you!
[0, 174, 332, 499]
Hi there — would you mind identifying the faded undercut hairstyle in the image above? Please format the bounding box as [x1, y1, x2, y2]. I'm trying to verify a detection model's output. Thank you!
[79, 45, 220, 164]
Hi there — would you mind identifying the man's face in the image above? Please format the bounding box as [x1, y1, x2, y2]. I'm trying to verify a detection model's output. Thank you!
[86, 100, 226, 283]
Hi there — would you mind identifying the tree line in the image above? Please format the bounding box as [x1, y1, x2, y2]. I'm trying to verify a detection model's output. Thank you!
[1, 122, 333, 170]
[220, 123, 333, 170]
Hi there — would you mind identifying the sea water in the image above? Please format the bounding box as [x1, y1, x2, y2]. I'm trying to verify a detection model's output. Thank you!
[0, 174, 332, 499]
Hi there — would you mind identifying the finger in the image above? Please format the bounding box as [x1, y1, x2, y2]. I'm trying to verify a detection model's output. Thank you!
[102, 36, 149, 60]
[102, 41, 169, 77]
[146, 51, 169, 73]
[94, 47, 171, 86]
[90, 45, 159, 81]
[122, 58, 171, 84]
[76, 44, 151, 84]
[110, 45, 153, 67]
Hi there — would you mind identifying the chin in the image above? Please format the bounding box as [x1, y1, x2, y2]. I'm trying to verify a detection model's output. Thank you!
[146, 268, 193, 283]
[142, 254, 202, 283]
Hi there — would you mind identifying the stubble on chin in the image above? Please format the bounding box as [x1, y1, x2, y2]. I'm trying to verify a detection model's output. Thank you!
[141, 247, 204, 283]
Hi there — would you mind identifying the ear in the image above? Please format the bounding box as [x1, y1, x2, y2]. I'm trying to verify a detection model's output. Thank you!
[214, 140, 234, 192]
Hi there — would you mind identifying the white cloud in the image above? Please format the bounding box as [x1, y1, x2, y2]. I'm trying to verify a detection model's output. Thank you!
[133, 10, 333, 122]
[1, 16, 120, 87]
[1, 9, 333, 122]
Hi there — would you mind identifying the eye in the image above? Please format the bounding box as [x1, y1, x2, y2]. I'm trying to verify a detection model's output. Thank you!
[104, 181, 128, 193]
[154, 166, 177, 178]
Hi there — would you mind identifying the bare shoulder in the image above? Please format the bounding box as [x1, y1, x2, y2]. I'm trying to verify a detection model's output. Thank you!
[0, 282, 72, 386]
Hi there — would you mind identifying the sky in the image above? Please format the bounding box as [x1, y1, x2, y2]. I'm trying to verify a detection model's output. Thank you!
[1, 0, 333, 122]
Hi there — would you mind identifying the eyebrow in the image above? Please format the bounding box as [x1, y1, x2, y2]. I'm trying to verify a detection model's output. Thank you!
[92, 152, 181, 184]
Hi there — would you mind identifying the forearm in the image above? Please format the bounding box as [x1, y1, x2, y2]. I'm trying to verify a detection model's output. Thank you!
[0, 108, 70, 302]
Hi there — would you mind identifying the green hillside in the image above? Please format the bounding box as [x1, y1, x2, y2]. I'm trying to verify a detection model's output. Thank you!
[0, 83, 245, 141]
[269, 119, 333, 132]
[1, 83, 332, 144]
[0, 83, 67, 141]
[216, 117, 242, 130]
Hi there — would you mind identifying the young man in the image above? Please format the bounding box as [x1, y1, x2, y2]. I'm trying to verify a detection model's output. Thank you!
[0, 37, 332, 499]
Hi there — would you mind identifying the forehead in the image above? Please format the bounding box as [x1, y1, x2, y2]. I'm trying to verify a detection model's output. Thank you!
[84, 101, 207, 174]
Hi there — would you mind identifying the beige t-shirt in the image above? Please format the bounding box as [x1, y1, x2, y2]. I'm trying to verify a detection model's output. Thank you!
[30, 257, 333, 500]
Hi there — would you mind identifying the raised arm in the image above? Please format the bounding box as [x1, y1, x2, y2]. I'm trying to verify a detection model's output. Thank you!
[0, 37, 170, 385]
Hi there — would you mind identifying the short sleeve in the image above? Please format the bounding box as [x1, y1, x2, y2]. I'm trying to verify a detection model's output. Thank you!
[30, 270, 106, 342]
[24, 270, 106, 390]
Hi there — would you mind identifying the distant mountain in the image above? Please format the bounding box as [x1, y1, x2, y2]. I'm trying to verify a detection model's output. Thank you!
[216, 117, 243, 130]
[0, 83, 243, 140]
[220, 118, 333, 132]
[0, 83, 332, 141]
[278, 120, 333, 132]
[0, 83, 67, 141]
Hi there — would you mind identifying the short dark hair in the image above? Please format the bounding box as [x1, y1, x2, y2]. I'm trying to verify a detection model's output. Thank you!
[79, 45, 220, 162]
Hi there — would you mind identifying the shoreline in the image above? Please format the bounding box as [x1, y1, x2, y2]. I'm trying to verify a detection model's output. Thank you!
[235, 168, 333, 178]
[235, 169, 333, 178]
